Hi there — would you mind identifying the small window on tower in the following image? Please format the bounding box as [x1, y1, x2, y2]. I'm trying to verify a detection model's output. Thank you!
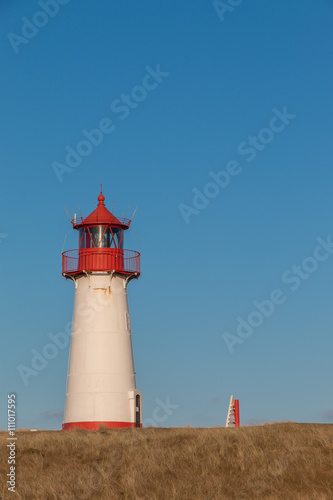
[125, 311, 131, 330]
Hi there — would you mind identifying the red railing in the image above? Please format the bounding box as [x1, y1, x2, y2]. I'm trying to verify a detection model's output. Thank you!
[62, 249, 140, 276]
[71, 216, 131, 228]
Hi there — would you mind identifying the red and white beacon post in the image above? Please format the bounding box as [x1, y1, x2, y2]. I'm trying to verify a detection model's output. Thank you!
[61, 190, 141, 430]
[225, 396, 240, 428]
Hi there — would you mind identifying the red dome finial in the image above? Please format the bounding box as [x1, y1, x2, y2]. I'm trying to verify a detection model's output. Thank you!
[98, 184, 105, 206]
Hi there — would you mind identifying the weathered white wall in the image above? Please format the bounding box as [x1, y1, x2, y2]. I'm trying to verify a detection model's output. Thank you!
[63, 273, 141, 426]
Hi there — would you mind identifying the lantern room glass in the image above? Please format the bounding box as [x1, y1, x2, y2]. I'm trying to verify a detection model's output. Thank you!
[79, 226, 123, 249]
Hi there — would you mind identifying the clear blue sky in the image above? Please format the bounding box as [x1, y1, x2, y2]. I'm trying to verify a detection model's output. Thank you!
[1, 0, 333, 430]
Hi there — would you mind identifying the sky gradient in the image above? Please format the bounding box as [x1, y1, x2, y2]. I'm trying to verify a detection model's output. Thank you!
[1, 0, 333, 430]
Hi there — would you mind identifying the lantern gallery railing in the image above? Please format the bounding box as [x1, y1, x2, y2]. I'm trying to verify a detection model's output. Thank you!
[71, 215, 131, 228]
[62, 249, 140, 276]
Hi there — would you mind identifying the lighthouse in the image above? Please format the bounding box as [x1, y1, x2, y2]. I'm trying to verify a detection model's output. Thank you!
[61, 189, 142, 430]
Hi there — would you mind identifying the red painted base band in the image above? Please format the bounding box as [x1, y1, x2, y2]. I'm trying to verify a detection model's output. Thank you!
[62, 421, 142, 430]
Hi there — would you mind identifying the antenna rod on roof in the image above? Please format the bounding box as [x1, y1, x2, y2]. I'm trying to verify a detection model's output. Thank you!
[112, 201, 115, 213]
[64, 206, 72, 223]
[130, 206, 138, 224]
[125, 203, 131, 219]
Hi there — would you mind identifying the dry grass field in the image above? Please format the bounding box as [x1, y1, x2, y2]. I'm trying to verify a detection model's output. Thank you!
[1, 423, 333, 499]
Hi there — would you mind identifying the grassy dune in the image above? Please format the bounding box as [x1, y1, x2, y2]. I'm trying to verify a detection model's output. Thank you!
[1, 423, 333, 499]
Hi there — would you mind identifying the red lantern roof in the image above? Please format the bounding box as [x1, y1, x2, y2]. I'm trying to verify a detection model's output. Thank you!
[72, 190, 131, 230]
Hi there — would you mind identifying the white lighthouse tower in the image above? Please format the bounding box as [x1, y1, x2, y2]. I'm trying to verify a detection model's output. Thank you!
[61, 189, 142, 430]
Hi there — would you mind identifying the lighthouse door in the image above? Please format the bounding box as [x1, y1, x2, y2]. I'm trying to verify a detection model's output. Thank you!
[135, 395, 141, 428]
